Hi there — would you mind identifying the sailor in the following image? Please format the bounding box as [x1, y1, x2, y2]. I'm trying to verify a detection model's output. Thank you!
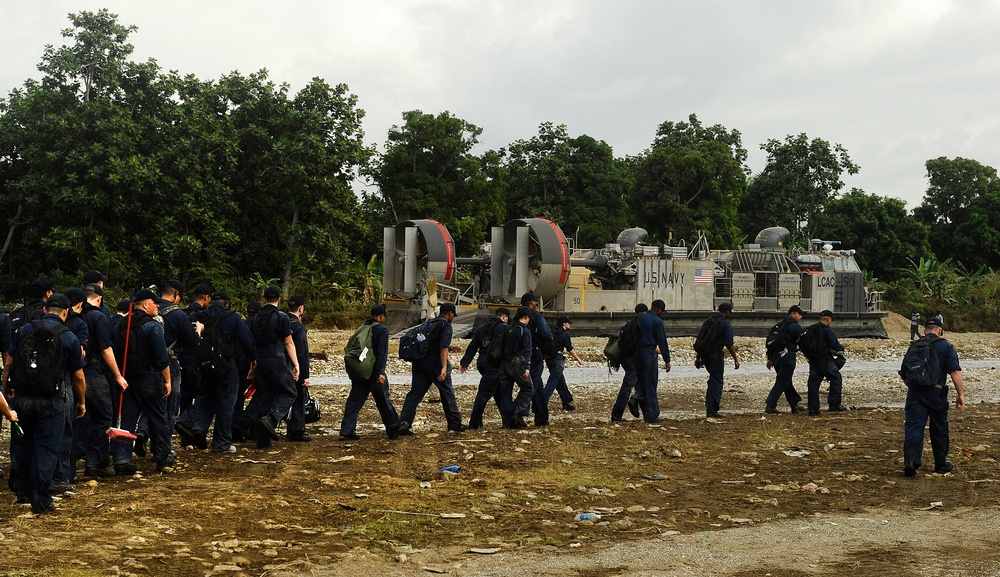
[543, 315, 583, 412]
[110, 288, 174, 475]
[805, 310, 847, 415]
[3, 293, 86, 514]
[764, 305, 806, 414]
[460, 307, 510, 429]
[634, 299, 671, 422]
[396, 303, 467, 434]
[284, 295, 311, 441]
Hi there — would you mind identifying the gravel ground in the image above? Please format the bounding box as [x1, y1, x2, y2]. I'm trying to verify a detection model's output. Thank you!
[289, 315, 1000, 577]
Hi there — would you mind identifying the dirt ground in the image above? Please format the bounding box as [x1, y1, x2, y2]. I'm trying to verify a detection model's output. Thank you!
[2, 313, 999, 576]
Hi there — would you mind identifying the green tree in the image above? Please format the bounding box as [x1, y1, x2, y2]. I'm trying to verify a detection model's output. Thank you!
[224, 72, 371, 296]
[0, 10, 370, 302]
[150, 73, 242, 284]
[0, 9, 160, 285]
[629, 114, 748, 247]
[741, 133, 859, 246]
[810, 188, 931, 282]
[504, 123, 631, 248]
[913, 157, 1000, 270]
[373, 110, 506, 251]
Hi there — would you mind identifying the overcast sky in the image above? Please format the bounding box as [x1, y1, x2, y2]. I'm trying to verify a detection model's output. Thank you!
[3, 0, 999, 209]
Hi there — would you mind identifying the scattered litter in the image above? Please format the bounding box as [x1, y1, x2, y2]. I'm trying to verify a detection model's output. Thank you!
[440, 465, 461, 473]
[419, 481, 432, 489]
[823, 444, 836, 451]
[355, 493, 369, 499]
[421, 566, 448, 574]
[569, 542, 582, 548]
[783, 450, 811, 458]
[329, 455, 355, 463]
[468, 547, 499, 554]
[440, 513, 466, 519]
[918, 501, 944, 511]
[670, 450, 683, 458]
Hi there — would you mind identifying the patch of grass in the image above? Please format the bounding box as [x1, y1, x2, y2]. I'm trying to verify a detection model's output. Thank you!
[753, 420, 788, 448]
[356, 511, 442, 543]
[535, 466, 629, 493]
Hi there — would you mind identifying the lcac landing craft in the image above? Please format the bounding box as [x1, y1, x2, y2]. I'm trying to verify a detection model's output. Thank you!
[382, 218, 886, 339]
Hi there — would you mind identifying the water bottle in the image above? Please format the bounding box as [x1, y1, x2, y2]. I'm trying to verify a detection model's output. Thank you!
[440, 465, 460, 473]
[575, 512, 601, 521]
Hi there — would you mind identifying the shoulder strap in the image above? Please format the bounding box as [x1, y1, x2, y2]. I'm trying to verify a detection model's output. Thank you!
[215, 309, 236, 326]
[30, 319, 69, 335]
[160, 304, 180, 316]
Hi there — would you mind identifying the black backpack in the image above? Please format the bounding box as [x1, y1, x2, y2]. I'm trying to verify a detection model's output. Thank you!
[899, 335, 942, 389]
[251, 306, 280, 346]
[82, 304, 104, 363]
[501, 323, 526, 363]
[113, 314, 154, 379]
[303, 387, 321, 423]
[798, 322, 826, 361]
[196, 310, 236, 377]
[765, 318, 793, 357]
[619, 317, 641, 359]
[10, 320, 69, 397]
[9, 302, 44, 333]
[537, 330, 556, 357]
[478, 317, 503, 355]
[284, 387, 322, 424]
[486, 322, 512, 365]
[693, 314, 724, 357]
[398, 317, 446, 362]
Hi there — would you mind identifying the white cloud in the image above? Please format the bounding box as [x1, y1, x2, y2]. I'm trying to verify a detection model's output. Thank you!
[3, 0, 1000, 209]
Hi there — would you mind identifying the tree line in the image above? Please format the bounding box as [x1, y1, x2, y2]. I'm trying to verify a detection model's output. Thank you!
[2, 10, 998, 328]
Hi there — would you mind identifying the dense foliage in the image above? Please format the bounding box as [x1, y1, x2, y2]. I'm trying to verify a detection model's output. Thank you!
[2, 11, 999, 328]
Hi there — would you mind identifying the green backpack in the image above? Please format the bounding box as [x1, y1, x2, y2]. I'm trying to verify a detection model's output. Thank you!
[344, 322, 377, 381]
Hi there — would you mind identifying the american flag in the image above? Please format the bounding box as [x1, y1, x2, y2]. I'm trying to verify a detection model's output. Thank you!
[695, 268, 714, 284]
